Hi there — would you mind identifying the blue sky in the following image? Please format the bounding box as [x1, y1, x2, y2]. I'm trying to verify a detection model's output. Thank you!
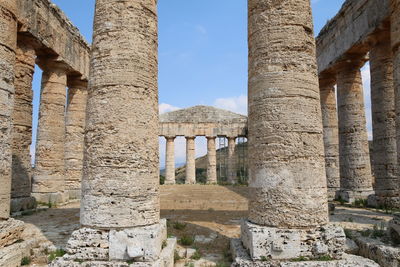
[31, 0, 373, 166]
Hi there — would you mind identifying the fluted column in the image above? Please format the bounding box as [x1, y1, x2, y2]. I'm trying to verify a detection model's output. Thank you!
[11, 40, 36, 212]
[164, 136, 176, 185]
[0, 0, 17, 219]
[337, 60, 374, 202]
[227, 136, 237, 184]
[65, 79, 88, 200]
[319, 75, 340, 200]
[32, 59, 68, 204]
[185, 136, 196, 184]
[369, 32, 399, 206]
[206, 136, 217, 184]
[392, 0, 400, 202]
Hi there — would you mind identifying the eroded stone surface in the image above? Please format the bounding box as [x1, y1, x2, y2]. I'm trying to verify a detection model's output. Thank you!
[0, 0, 18, 220]
[80, 0, 160, 228]
[241, 220, 345, 261]
[206, 137, 217, 184]
[0, 218, 24, 248]
[65, 79, 87, 197]
[185, 137, 196, 184]
[247, 0, 329, 228]
[337, 61, 374, 201]
[320, 76, 340, 200]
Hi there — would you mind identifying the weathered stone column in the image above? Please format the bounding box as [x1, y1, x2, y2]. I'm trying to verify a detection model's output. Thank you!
[206, 136, 217, 184]
[337, 60, 374, 202]
[64, 78, 87, 200]
[319, 75, 340, 200]
[0, 0, 17, 220]
[164, 136, 176, 185]
[11, 40, 36, 212]
[52, 1, 175, 265]
[392, 0, 400, 204]
[32, 59, 68, 204]
[185, 136, 196, 184]
[227, 136, 237, 184]
[369, 31, 399, 207]
[233, 0, 345, 262]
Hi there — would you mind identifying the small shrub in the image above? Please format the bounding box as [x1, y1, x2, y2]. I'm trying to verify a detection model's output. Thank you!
[162, 240, 167, 249]
[179, 235, 194, 246]
[174, 250, 182, 262]
[21, 256, 31, 266]
[353, 199, 367, 208]
[317, 255, 333, 261]
[185, 262, 195, 267]
[126, 259, 134, 264]
[348, 217, 354, 223]
[173, 221, 187, 230]
[48, 249, 66, 262]
[360, 229, 372, 237]
[291, 256, 309, 262]
[160, 175, 165, 185]
[191, 250, 202, 260]
[215, 262, 229, 267]
[260, 256, 269, 261]
[371, 224, 386, 239]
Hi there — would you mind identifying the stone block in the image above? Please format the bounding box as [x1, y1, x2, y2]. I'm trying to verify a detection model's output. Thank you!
[338, 190, 374, 203]
[10, 196, 37, 213]
[231, 238, 379, 267]
[240, 220, 345, 261]
[64, 228, 109, 261]
[32, 191, 69, 205]
[109, 219, 167, 261]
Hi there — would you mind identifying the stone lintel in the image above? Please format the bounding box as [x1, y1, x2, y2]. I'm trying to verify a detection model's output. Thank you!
[240, 220, 345, 261]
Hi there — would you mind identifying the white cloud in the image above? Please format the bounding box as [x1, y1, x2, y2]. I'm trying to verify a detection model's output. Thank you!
[214, 95, 247, 115]
[159, 103, 180, 114]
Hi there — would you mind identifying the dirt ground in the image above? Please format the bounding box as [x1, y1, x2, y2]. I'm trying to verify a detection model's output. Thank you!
[16, 185, 394, 266]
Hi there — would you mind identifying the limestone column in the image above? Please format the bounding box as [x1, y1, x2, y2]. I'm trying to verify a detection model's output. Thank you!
[337, 61, 374, 202]
[32, 59, 68, 204]
[227, 136, 237, 184]
[164, 136, 176, 185]
[185, 136, 196, 184]
[392, 0, 400, 201]
[238, 0, 345, 261]
[65, 78, 88, 200]
[11, 40, 36, 212]
[319, 75, 340, 200]
[206, 136, 217, 184]
[370, 32, 399, 206]
[0, 0, 17, 219]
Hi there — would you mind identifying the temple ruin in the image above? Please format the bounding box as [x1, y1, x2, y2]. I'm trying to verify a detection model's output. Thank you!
[1, 0, 400, 266]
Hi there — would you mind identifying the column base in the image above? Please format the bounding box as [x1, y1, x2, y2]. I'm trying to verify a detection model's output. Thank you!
[68, 189, 82, 200]
[185, 180, 196, 185]
[163, 180, 176, 185]
[367, 194, 400, 209]
[50, 219, 176, 267]
[240, 220, 346, 261]
[31, 191, 69, 205]
[10, 196, 37, 213]
[336, 189, 374, 203]
[231, 238, 379, 267]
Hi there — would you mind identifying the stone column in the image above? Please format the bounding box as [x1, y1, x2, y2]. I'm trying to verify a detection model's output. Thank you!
[227, 136, 237, 184]
[185, 136, 196, 184]
[235, 0, 345, 262]
[206, 136, 217, 184]
[369, 32, 399, 207]
[0, 0, 17, 220]
[53, 0, 175, 265]
[319, 75, 340, 200]
[164, 136, 176, 185]
[337, 60, 374, 202]
[32, 59, 68, 204]
[64, 78, 88, 200]
[392, 0, 400, 204]
[11, 40, 36, 212]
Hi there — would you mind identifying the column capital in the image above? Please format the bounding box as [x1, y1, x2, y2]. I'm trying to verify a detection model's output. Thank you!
[36, 56, 69, 73]
[335, 54, 368, 72]
[164, 136, 176, 141]
[185, 136, 196, 140]
[67, 77, 88, 89]
[206, 135, 217, 140]
[319, 73, 336, 88]
[227, 136, 237, 140]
